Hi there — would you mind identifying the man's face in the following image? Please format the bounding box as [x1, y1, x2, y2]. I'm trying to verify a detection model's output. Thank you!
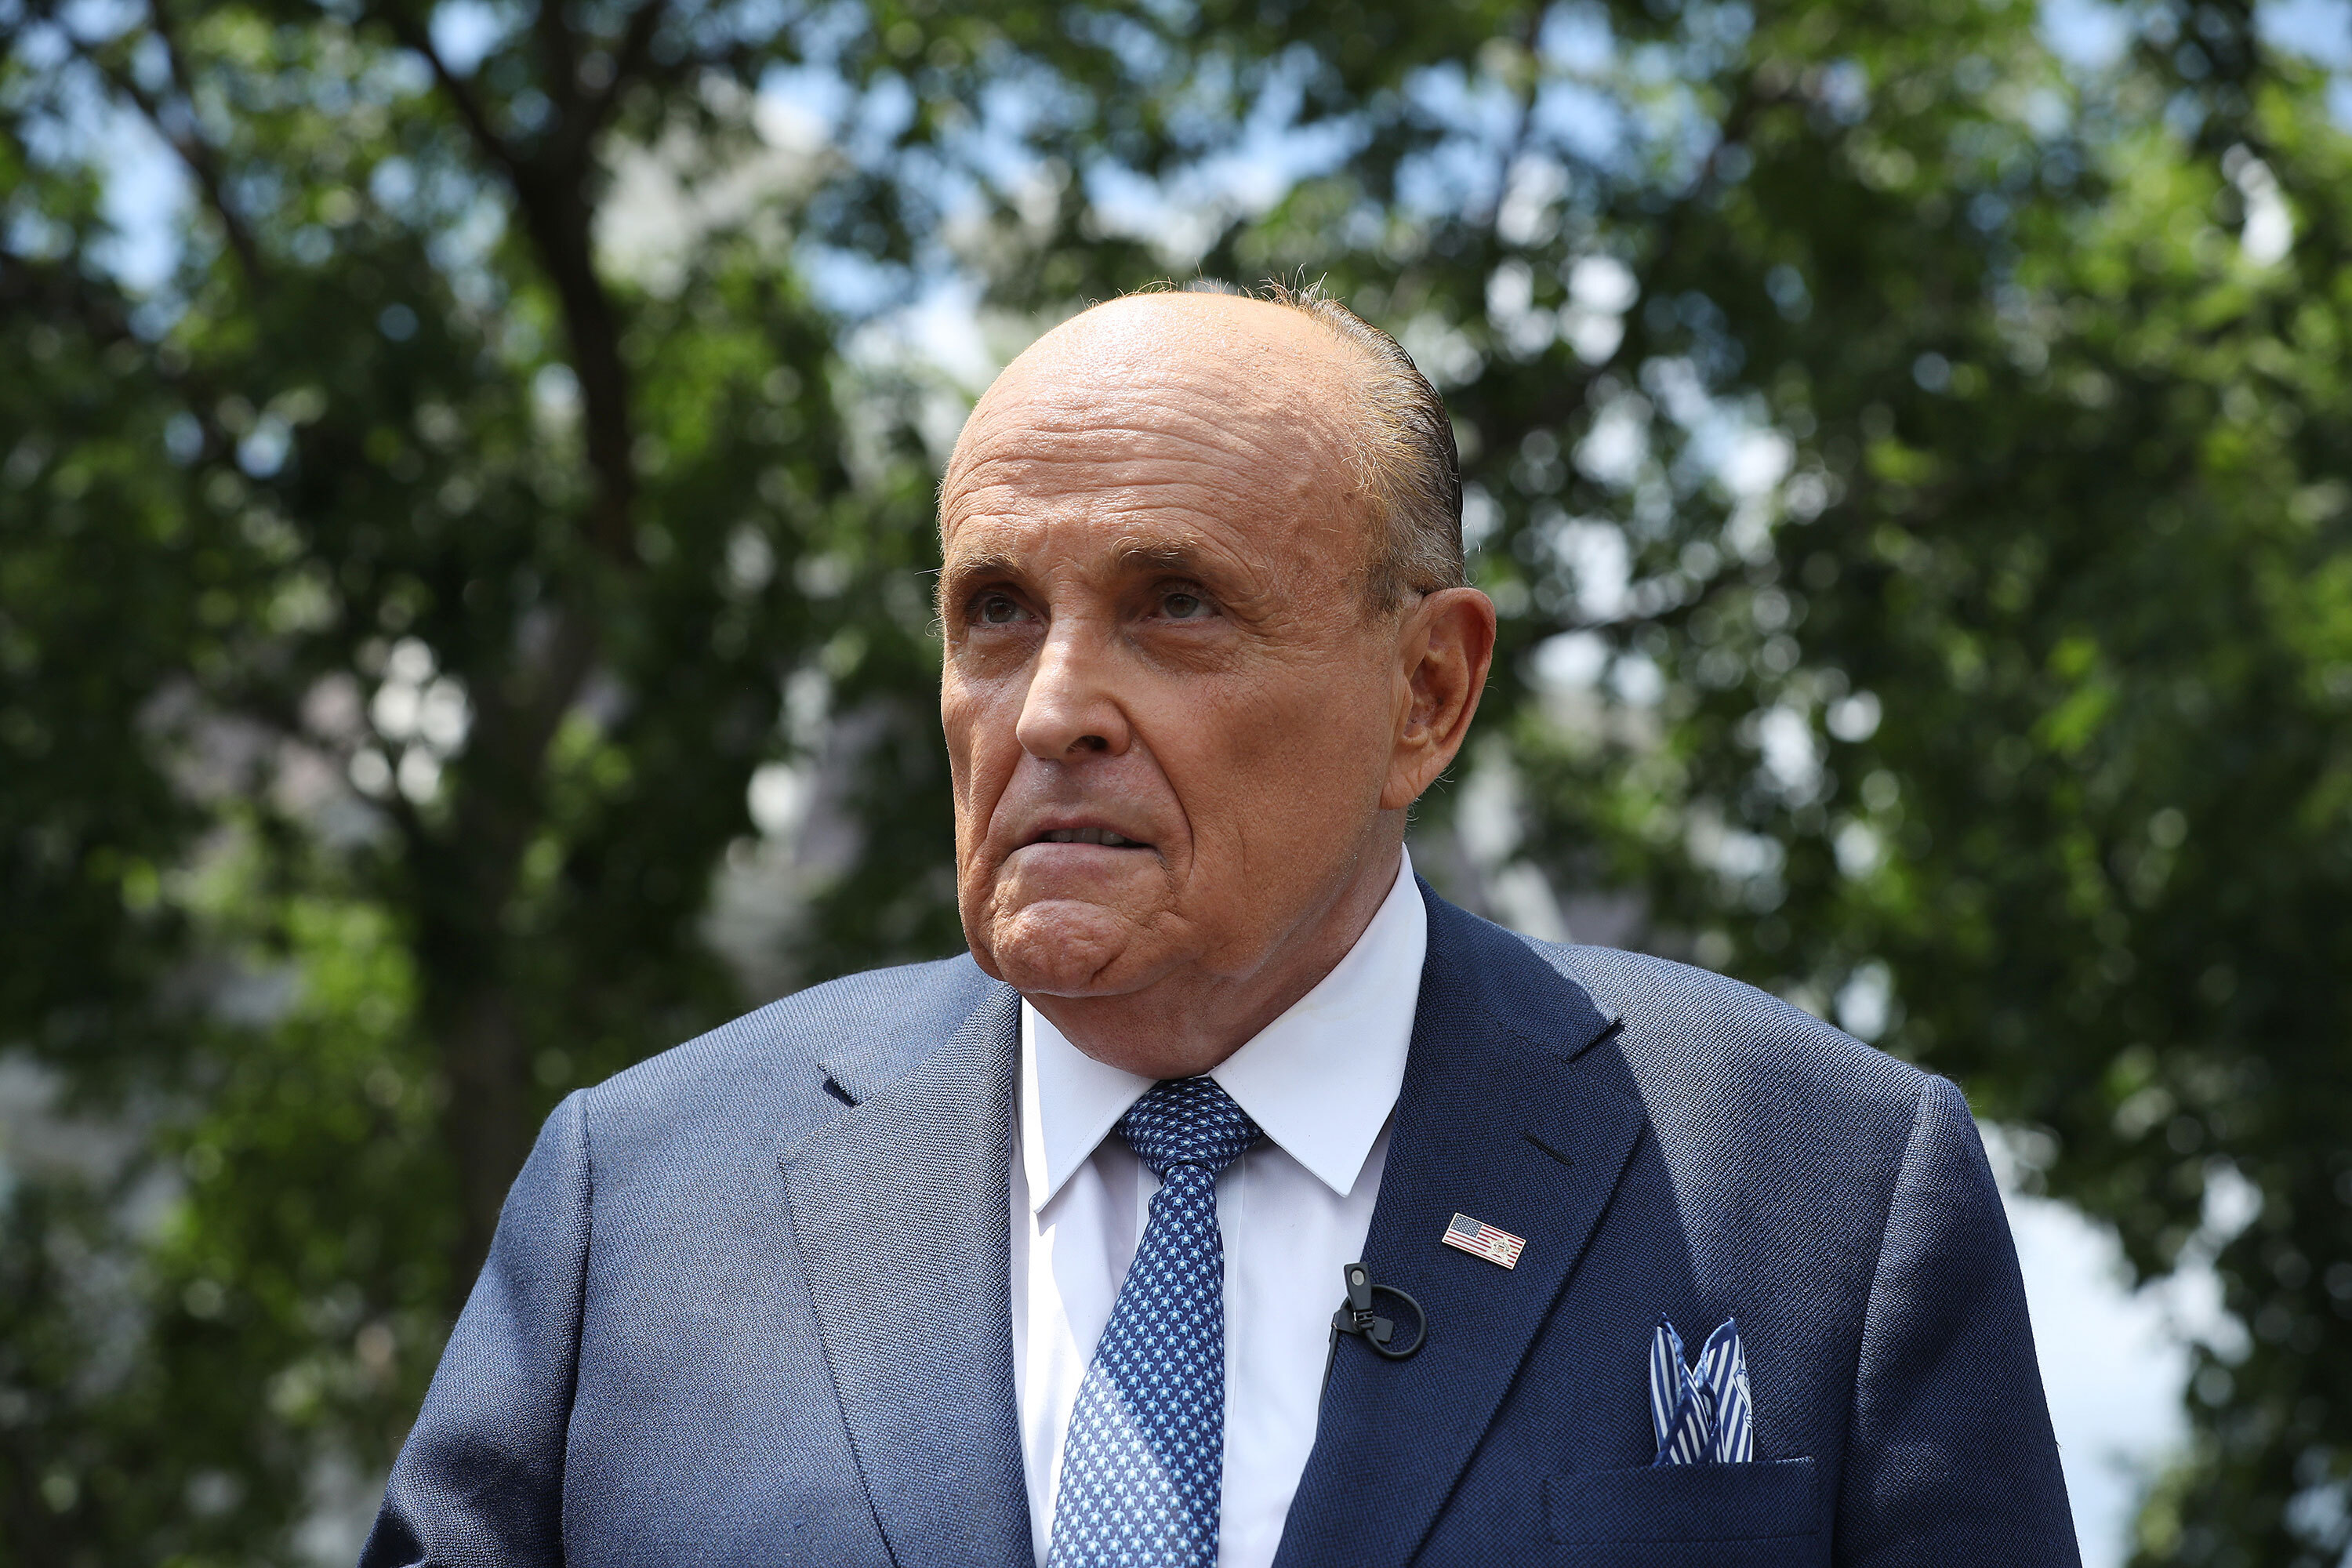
[938, 296, 1409, 1004]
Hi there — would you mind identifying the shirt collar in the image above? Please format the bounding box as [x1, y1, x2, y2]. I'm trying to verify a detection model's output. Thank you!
[1019, 848, 1426, 1210]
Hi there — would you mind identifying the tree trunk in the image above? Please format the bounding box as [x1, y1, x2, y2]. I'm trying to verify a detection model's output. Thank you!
[440, 988, 535, 1294]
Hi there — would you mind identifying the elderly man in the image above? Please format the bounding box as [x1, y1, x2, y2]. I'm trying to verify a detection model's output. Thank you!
[364, 287, 2076, 1567]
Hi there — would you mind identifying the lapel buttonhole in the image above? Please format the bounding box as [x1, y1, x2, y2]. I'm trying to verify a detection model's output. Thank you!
[1523, 1129, 1575, 1167]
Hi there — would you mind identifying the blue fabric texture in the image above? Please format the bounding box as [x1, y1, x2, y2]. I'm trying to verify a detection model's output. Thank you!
[361, 885, 2077, 1568]
[1047, 1078, 1260, 1568]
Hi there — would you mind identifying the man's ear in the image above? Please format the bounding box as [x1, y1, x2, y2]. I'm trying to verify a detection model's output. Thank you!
[1381, 587, 1498, 811]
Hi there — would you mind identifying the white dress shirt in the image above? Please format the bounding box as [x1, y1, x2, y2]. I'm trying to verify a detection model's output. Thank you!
[1008, 848, 1426, 1568]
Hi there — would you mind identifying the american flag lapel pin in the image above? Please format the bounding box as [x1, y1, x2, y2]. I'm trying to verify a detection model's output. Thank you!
[1442, 1211, 1526, 1269]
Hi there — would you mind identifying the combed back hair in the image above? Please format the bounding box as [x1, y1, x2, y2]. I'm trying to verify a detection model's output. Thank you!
[1180, 276, 1465, 610]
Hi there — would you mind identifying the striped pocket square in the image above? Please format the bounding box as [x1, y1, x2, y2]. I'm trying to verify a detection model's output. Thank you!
[1649, 1316, 1754, 1466]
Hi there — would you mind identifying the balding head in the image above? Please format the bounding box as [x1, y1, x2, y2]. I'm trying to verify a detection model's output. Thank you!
[935, 283, 1495, 1079]
[945, 286, 1463, 612]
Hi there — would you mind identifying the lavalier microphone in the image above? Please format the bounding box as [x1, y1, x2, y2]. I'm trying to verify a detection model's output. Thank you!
[1323, 1260, 1428, 1388]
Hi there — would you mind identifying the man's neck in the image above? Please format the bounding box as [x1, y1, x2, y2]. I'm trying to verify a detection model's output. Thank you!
[1025, 839, 1406, 1081]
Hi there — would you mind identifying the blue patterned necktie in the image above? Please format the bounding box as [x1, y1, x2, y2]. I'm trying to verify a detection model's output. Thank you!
[1047, 1076, 1261, 1568]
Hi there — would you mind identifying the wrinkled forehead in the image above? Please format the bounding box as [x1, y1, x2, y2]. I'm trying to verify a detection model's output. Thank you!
[939, 296, 1371, 568]
[949, 378, 1316, 510]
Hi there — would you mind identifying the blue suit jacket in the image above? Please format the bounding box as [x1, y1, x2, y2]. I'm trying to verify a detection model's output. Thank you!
[364, 887, 2077, 1566]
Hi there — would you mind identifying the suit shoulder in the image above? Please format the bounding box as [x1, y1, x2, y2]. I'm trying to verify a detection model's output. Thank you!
[579, 953, 994, 1148]
[1526, 938, 1936, 1143]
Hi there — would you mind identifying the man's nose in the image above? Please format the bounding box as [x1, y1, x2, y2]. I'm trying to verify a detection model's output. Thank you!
[1014, 622, 1131, 760]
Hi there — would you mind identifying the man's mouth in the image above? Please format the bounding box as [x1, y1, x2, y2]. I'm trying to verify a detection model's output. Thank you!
[1033, 827, 1149, 848]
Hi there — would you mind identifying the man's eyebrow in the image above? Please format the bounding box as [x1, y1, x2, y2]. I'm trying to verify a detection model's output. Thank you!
[936, 538, 1230, 614]
[1112, 539, 1214, 575]
[943, 540, 1216, 580]
[938, 551, 1020, 592]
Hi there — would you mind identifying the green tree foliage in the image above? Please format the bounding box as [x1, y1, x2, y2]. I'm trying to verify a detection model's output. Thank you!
[2, 0, 2347, 1562]
[2, 0, 942, 1553]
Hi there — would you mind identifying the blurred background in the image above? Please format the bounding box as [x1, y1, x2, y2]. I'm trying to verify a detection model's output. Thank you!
[3, 0, 2349, 1562]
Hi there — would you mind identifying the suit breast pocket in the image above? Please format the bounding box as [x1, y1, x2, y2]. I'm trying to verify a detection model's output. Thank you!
[1544, 1457, 1822, 1568]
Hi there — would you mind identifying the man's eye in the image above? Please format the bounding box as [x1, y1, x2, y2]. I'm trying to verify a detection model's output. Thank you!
[975, 593, 1029, 626]
[1160, 590, 1210, 620]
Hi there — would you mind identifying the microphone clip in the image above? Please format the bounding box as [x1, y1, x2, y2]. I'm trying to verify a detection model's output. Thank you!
[1328, 1261, 1427, 1363]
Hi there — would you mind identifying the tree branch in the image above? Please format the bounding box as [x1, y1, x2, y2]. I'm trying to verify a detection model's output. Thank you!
[364, 4, 641, 576]
[590, 0, 672, 129]
[360, 8, 644, 618]
[372, 5, 528, 189]
[530, 0, 586, 136]
[75, 5, 264, 284]
[142, 0, 272, 283]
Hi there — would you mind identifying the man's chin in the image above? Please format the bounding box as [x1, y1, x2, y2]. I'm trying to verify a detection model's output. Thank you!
[974, 895, 1171, 998]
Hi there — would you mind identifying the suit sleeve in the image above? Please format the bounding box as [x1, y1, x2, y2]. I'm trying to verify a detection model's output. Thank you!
[361, 1091, 592, 1568]
[1834, 1075, 2080, 1567]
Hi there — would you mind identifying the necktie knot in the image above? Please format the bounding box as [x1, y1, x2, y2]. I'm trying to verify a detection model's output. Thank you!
[1118, 1076, 1259, 1181]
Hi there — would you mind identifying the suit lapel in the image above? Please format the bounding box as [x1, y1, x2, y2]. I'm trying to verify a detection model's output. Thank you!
[779, 983, 1032, 1568]
[1274, 894, 1642, 1568]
